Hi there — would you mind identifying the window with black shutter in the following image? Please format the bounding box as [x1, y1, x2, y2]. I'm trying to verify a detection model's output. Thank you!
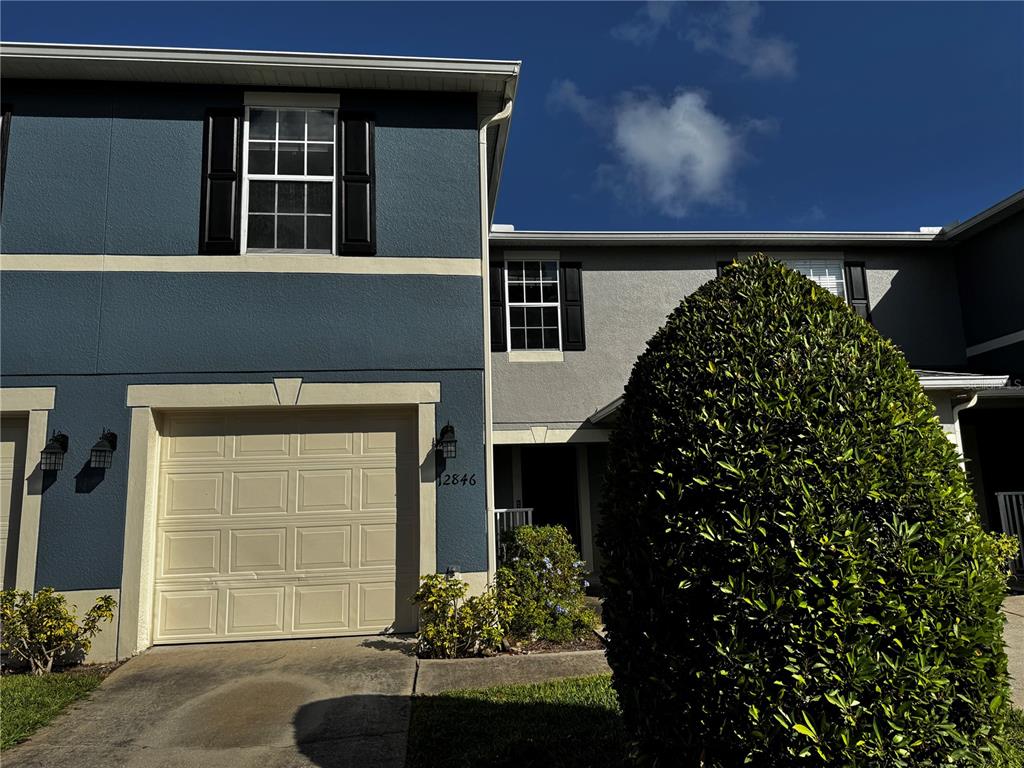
[1, 103, 11, 213]
[501, 259, 586, 353]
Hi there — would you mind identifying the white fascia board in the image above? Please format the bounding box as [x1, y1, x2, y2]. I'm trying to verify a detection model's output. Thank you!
[0, 41, 520, 92]
[491, 231, 939, 247]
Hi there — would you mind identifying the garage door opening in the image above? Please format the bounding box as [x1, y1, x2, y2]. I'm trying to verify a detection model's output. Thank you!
[152, 407, 418, 644]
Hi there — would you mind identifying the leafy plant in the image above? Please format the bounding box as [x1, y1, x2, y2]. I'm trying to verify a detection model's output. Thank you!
[599, 254, 1012, 766]
[412, 574, 507, 659]
[1, 588, 116, 675]
[495, 525, 596, 643]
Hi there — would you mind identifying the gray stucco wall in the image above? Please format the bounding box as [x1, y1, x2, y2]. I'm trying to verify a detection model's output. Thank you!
[492, 246, 966, 429]
[0, 81, 481, 259]
[2, 269, 488, 589]
[953, 211, 1024, 375]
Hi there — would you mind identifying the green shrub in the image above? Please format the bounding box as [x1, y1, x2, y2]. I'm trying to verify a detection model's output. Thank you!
[598, 254, 1011, 766]
[1, 588, 116, 675]
[412, 574, 506, 658]
[495, 525, 596, 643]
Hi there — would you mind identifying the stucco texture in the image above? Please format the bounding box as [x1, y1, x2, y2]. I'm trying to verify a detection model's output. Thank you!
[492, 246, 967, 429]
[0, 82, 480, 259]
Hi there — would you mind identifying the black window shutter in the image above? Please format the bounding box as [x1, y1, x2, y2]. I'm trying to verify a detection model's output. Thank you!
[338, 114, 376, 255]
[1, 103, 12, 212]
[198, 107, 242, 255]
[717, 260, 730, 277]
[844, 262, 871, 321]
[559, 262, 586, 351]
[490, 261, 507, 352]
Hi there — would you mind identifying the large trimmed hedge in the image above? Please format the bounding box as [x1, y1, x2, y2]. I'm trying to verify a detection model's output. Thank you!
[598, 254, 1011, 765]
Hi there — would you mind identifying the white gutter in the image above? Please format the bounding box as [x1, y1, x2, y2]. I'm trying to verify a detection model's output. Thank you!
[479, 99, 513, 585]
[491, 231, 939, 247]
[917, 374, 1010, 390]
[0, 41, 522, 79]
[952, 394, 981, 472]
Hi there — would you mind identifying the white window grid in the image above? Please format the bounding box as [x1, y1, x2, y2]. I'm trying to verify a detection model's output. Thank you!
[784, 258, 846, 299]
[240, 106, 337, 254]
[505, 260, 562, 351]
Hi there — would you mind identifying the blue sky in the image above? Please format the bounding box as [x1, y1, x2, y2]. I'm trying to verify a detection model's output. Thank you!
[3, 1, 1022, 231]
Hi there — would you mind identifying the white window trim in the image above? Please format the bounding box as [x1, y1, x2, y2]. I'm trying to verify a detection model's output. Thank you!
[505, 256, 563, 356]
[240, 102, 338, 255]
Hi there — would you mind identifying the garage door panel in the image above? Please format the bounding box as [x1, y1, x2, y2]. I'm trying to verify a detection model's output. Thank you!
[295, 525, 352, 571]
[158, 589, 219, 639]
[155, 408, 413, 644]
[161, 530, 221, 577]
[231, 471, 289, 516]
[356, 582, 397, 630]
[359, 523, 396, 569]
[361, 467, 396, 510]
[294, 584, 350, 632]
[226, 586, 286, 635]
[299, 430, 354, 457]
[163, 473, 223, 518]
[297, 469, 353, 514]
[229, 528, 287, 573]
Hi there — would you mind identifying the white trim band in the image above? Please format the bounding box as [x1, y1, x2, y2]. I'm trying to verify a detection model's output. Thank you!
[0, 254, 482, 277]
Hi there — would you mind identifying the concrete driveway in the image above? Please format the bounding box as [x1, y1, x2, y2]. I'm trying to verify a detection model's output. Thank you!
[5, 636, 418, 768]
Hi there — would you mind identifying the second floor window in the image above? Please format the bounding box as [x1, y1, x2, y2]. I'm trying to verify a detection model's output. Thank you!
[243, 107, 336, 253]
[783, 258, 846, 299]
[506, 260, 561, 350]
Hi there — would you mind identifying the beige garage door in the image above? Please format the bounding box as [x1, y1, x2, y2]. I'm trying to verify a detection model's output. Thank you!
[153, 408, 418, 644]
[1, 418, 28, 590]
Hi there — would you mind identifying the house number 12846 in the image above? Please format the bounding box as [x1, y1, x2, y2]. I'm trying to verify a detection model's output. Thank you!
[439, 473, 476, 487]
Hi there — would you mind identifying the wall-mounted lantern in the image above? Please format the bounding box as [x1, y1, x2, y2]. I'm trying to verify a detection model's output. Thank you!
[90, 429, 118, 469]
[40, 432, 69, 472]
[436, 423, 457, 460]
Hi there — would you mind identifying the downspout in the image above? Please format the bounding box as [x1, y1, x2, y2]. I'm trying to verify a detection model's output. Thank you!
[479, 97, 513, 585]
[952, 392, 980, 472]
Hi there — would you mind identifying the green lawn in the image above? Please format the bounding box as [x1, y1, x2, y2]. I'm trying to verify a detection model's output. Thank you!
[1, 671, 106, 750]
[407, 675, 1024, 768]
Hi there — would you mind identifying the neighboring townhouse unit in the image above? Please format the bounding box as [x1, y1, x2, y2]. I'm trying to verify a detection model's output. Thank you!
[0, 43, 1020, 662]
[489, 191, 1024, 581]
[0, 43, 518, 660]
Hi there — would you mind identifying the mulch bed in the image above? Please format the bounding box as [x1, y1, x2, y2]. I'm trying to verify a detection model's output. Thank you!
[511, 632, 606, 654]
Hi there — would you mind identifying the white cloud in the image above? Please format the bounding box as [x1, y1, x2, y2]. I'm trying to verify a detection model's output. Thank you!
[688, 2, 797, 79]
[550, 80, 765, 218]
[611, 1, 676, 45]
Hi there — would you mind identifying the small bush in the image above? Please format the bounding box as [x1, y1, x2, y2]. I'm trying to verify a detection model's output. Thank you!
[1, 588, 116, 675]
[495, 525, 596, 643]
[599, 254, 1011, 765]
[412, 574, 507, 658]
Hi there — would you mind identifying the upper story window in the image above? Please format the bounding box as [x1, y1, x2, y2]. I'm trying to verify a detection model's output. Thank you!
[783, 258, 846, 299]
[242, 105, 337, 253]
[506, 260, 561, 350]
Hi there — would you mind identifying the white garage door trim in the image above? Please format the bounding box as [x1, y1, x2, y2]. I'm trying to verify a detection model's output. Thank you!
[0, 387, 56, 591]
[119, 379, 439, 659]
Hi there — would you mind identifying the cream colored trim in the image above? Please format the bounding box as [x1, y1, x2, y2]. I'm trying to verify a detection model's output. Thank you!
[575, 445, 595, 571]
[493, 427, 611, 445]
[126, 381, 440, 409]
[1, 254, 482, 277]
[244, 91, 340, 108]
[1, 387, 56, 591]
[507, 350, 564, 363]
[0, 387, 56, 412]
[62, 589, 120, 663]
[118, 379, 440, 658]
[461, 570, 490, 596]
[966, 329, 1024, 357]
[418, 403, 438, 577]
[118, 407, 160, 658]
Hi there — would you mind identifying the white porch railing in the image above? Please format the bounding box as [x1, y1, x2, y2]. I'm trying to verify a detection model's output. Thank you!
[997, 492, 1024, 572]
[494, 507, 533, 563]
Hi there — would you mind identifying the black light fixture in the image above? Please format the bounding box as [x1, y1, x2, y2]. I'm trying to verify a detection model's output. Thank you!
[40, 431, 69, 472]
[90, 429, 118, 469]
[437, 423, 457, 460]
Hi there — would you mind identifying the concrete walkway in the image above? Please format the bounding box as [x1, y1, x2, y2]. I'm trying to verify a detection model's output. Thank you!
[1006, 595, 1024, 708]
[5, 637, 608, 768]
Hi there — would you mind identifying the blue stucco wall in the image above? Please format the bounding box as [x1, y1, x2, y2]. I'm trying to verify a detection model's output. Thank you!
[0, 81, 480, 258]
[2, 269, 487, 588]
